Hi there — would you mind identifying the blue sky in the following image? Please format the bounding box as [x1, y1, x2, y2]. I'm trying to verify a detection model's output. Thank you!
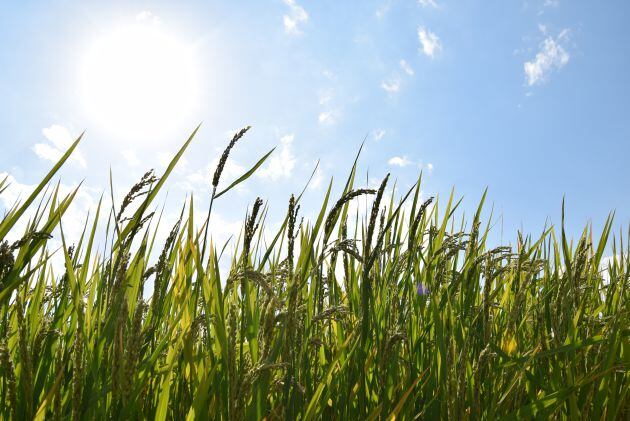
[1, 0, 629, 249]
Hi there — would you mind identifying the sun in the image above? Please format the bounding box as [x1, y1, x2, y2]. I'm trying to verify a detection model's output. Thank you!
[81, 20, 198, 141]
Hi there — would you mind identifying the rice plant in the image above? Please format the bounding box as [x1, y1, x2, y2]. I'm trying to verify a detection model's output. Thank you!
[0, 127, 628, 420]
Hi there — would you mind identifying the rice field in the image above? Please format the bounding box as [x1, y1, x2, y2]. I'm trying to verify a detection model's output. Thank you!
[0, 127, 628, 420]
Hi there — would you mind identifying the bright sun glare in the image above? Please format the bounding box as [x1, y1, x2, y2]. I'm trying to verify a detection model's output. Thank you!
[81, 21, 198, 140]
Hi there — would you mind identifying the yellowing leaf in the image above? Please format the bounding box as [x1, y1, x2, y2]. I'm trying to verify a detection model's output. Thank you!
[502, 336, 517, 355]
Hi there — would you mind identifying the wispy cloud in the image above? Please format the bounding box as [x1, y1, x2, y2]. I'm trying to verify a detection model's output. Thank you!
[175, 155, 245, 196]
[322, 69, 336, 80]
[283, 0, 309, 35]
[418, 0, 439, 8]
[136, 10, 161, 25]
[317, 82, 342, 125]
[381, 77, 401, 94]
[258, 134, 296, 180]
[309, 163, 324, 190]
[381, 60, 414, 95]
[524, 29, 571, 86]
[388, 156, 412, 167]
[386, 156, 434, 172]
[318, 110, 339, 125]
[372, 129, 386, 141]
[399, 59, 414, 76]
[318, 88, 334, 105]
[121, 149, 140, 167]
[190, 158, 242, 186]
[0, 172, 101, 268]
[32, 124, 86, 168]
[375, 1, 392, 19]
[418, 27, 442, 58]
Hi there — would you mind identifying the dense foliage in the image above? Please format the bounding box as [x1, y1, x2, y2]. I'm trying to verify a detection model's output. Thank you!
[0, 127, 628, 420]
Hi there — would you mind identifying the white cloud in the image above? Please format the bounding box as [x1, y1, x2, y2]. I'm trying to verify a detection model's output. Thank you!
[0, 169, 243, 282]
[524, 29, 570, 86]
[318, 110, 339, 125]
[418, 27, 442, 58]
[418, 0, 439, 8]
[399, 59, 414, 76]
[136, 10, 161, 25]
[309, 164, 324, 190]
[201, 210, 243, 252]
[426, 162, 434, 174]
[345, 185, 421, 231]
[155, 139, 255, 197]
[32, 143, 64, 164]
[0, 172, 102, 272]
[42, 125, 73, 150]
[283, 0, 308, 35]
[121, 149, 140, 167]
[318, 89, 334, 105]
[0, 173, 33, 219]
[258, 134, 296, 180]
[381, 60, 414, 95]
[600, 255, 626, 283]
[157, 152, 190, 176]
[381, 77, 401, 94]
[317, 87, 341, 126]
[322, 69, 336, 80]
[157, 152, 173, 169]
[375, 2, 391, 19]
[388, 156, 412, 167]
[156, 153, 246, 197]
[186, 158, 244, 187]
[32, 124, 86, 168]
[544, 0, 560, 7]
[372, 129, 386, 141]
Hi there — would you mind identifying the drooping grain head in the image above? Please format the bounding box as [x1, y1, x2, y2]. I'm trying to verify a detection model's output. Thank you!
[117, 169, 158, 223]
[324, 188, 376, 240]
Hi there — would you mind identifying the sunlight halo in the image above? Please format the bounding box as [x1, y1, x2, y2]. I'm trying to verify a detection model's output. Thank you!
[80, 20, 198, 141]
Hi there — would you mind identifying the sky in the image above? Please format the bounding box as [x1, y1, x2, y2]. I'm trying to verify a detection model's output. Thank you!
[0, 0, 629, 254]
